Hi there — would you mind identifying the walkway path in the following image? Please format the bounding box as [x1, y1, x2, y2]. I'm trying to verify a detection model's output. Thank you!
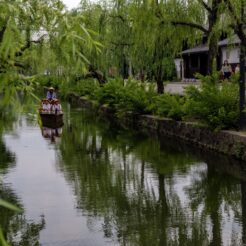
[165, 82, 200, 95]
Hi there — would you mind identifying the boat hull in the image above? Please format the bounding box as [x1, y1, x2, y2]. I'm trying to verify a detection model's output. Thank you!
[40, 113, 64, 128]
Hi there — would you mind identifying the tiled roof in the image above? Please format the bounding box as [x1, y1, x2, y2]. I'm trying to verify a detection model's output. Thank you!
[181, 35, 240, 55]
[181, 44, 208, 54]
[218, 35, 240, 46]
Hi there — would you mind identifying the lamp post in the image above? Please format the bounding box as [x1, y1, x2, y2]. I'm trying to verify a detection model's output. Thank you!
[239, 0, 246, 128]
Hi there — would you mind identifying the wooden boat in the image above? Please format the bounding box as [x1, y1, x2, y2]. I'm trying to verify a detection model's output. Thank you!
[39, 112, 64, 128]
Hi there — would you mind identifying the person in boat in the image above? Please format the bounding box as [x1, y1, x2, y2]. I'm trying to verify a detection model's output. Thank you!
[40, 99, 51, 113]
[46, 87, 56, 101]
[51, 99, 62, 114]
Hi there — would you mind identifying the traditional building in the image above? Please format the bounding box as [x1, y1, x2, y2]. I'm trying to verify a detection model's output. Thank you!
[174, 35, 241, 80]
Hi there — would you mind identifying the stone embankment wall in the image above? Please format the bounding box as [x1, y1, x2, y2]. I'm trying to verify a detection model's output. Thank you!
[67, 93, 246, 161]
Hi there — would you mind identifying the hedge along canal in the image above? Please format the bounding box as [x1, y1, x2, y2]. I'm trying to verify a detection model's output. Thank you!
[67, 93, 246, 161]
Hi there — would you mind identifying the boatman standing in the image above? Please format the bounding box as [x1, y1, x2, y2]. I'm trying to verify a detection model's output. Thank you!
[46, 87, 56, 101]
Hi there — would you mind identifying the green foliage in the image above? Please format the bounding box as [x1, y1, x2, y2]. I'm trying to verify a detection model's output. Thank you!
[62, 73, 240, 130]
[62, 78, 99, 99]
[0, 229, 9, 246]
[0, 199, 21, 212]
[0, 0, 100, 110]
[0, 198, 21, 246]
[34, 75, 61, 88]
[96, 79, 155, 114]
[184, 74, 239, 130]
[150, 94, 185, 121]
[117, 80, 155, 114]
[95, 79, 125, 108]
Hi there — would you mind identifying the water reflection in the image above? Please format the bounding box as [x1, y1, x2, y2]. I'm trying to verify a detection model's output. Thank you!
[0, 135, 45, 245]
[56, 109, 246, 245]
[1, 105, 246, 245]
[41, 127, 63, 143]
[0, 183, 45, 246]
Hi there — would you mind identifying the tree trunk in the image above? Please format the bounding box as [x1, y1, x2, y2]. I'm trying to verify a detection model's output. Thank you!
[157, 77, 164, 94]
[207, 0, 220, 74]
[208, 33, 219, 74]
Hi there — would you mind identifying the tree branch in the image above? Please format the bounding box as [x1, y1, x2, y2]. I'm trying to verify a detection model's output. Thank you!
[109, 14, 126, 22]
[15, 34, 47, 57]
[14, 62, 25, 68]
[198, 0, 212, 13]
[0, 26, 7, 43]
[224, 0, 241, 24]
[171, 20, 208, 34]
[0, 18, 10, 43]
[110, 41, 133, 46]
[224, 0, 246, 46]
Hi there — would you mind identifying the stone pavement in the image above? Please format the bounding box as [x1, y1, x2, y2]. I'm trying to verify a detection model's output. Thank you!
[165, 82, 200, 95]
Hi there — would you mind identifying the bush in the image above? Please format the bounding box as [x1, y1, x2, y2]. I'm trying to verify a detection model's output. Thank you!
[184, 73, 239, 130]
[150, 93, 185, 121]
[44, 73, 240, 131]
[95, 79, 155, 114]
[95, 79, 123, 108]
[117, 80, 155, 114]
[74, 78, 99, 98]
[59, 78, 99, 99]
[35, 75, 61, 88]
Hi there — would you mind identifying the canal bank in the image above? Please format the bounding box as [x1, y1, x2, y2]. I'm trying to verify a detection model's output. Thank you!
[67, 93, 246, 161]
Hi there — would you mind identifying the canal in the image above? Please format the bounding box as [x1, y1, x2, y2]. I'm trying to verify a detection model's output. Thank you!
[0, 102, 246, 245]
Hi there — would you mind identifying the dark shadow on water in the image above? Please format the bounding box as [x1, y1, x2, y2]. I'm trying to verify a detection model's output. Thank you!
[41, 126, 63, 144]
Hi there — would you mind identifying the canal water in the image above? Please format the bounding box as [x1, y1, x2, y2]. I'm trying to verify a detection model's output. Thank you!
[0, 103, 246, 246]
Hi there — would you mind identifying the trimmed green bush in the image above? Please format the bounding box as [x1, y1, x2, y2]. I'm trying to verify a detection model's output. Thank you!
[59, 78, 99, 99]
[96, 79, 155, 114]
[184, 73, 239, 130]
[150, 93, 185, 121]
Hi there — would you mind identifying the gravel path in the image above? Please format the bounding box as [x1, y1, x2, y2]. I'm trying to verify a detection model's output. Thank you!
[165, 82, 200, 95]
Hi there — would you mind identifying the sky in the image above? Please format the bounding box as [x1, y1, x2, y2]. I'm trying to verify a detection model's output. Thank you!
[62, 0, 81, 10]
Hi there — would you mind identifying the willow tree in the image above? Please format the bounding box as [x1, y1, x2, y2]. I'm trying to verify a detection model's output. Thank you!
[0, 0, 100, 105]
[162, 0, 225, 74]
[73, 0, 185, 92]
[129, 0, 183, 92]
[72, 0, 110, 81]
[224, 0, 246, 47]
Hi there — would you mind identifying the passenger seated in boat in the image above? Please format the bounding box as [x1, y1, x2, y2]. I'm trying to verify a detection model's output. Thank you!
[40, 99, 51, 113]
[46, 87, 56, 101]
[51, 99, 62, 114]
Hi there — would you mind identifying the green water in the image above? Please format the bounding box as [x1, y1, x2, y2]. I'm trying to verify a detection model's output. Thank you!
[0, 104, 246, 246]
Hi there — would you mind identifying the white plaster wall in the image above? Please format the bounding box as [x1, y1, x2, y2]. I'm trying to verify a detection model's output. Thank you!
[221, 47, 240, 64]
[174, 58, 183, 79]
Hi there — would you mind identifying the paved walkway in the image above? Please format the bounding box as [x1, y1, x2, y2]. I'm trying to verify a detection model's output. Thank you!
[165, 82, 200, 95]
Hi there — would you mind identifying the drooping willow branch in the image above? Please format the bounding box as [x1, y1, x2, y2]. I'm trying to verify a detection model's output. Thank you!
[170, 20, 209, 34]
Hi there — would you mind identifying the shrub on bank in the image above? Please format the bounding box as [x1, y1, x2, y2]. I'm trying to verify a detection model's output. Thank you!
[59, 78, 99, 99]
[150, 94, 185, 121]
[184, 74, 239, 130]
[35, 75, 61, 89]
[52, 74, 239, 130]
[73, 78, 99, 98]
[96, 79, 155, 114]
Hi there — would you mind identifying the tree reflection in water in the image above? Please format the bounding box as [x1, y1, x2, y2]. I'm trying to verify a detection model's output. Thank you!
[57, 108, 246, 246]
[0, 136, 45, 245]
